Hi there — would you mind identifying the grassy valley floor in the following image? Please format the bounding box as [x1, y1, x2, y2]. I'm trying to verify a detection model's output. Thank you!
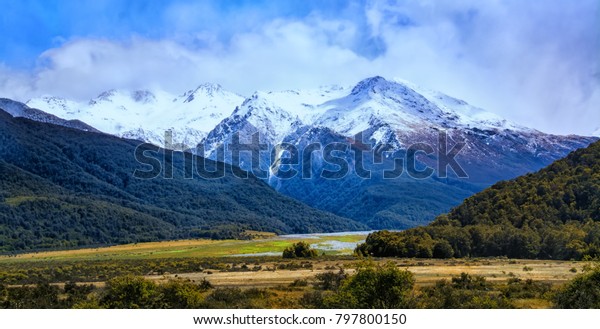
[0, 234, 594, 309]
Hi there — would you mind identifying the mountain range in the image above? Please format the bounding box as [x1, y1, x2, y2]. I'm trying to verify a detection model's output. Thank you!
[11, 76, 599, 229]
[25, 84, 244, 148]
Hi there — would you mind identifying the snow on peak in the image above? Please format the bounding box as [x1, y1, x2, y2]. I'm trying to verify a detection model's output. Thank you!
[24, 77, 540, 152]
[196, 82, 223, 95]
[27, 85, 245, 148]
[203, 76, 534, 150]
[91, 90, 117, 104]
[1, 98, 99, 132]
[593, 127, 600, 137]
[179, 83, 227, 103]
[227, 91, 302, 143]
[311, 77, 451, 135]
[351, 76, 386, 93]
[132, 90, 157, 104]
[349, 76, 421, 100]
[392, 78, 529, 132]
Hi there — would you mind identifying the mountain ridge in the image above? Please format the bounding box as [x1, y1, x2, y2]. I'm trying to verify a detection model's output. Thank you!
[26, 84, 245, 148]
[0, 98, 99, 133]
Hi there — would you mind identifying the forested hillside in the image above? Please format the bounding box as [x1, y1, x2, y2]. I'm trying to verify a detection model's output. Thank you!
[357, 141, 600, 260]
[0, 109, 364, 252]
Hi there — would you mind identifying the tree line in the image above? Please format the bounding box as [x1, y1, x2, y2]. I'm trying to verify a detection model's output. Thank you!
[356, 141, 600, 260]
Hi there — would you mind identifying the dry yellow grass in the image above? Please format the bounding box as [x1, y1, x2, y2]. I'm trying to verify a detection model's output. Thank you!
[1, 235, 586, 295]
[147, 258, 584, 288]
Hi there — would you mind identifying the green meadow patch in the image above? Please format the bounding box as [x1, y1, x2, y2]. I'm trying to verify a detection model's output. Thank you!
[0, 233, 368, 263]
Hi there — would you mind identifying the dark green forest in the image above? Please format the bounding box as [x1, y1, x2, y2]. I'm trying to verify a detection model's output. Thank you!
[0, 108, 365, 252]
[357, 140, 600, 260]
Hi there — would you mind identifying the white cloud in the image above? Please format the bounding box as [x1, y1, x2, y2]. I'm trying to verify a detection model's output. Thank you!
[0, 0, 598, 135]
[0, 64, 35, 100]
[15, 19, 374, 100]
[363, 0, 600, 135]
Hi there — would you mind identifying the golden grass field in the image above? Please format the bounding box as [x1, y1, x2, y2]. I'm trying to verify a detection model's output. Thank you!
[0, 233, 586, 292]
[151, 258, 584, 288]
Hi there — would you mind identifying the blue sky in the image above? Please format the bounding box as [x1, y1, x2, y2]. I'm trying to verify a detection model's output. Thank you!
[2, 0, 376, 67]
[1, 0, 599, 135]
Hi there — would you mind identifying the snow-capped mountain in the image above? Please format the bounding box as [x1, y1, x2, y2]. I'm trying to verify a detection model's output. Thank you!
[203, 76, 532, 153]
[198, 76, 596, 228]
[0, 98, 98, 132]
[593, 127, 600, 137]
[393, 78, 526, 131]
[10, 76, 598, 229]
[201, 76, 591, 169]
[201, 86, 349, 157]
[27, 83, 244, 148]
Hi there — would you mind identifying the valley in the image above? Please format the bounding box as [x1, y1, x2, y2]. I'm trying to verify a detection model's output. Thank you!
[0, 233, 583, 287]
[0, 234, 592, 309]
[1, 77, 599, 309]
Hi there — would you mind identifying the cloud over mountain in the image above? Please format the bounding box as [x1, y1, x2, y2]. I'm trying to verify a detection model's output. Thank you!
[0, 0, 598, 135]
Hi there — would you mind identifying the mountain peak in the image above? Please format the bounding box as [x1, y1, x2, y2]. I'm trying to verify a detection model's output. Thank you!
[88, 89, 118, 106]
[350, 76, 389, 95]
[131, 90, 156, 104]
[181, 83, 225, 103]
[96, 89, 117, 100]
[196, 82, 223, 94]
[235, 91, 293, 120]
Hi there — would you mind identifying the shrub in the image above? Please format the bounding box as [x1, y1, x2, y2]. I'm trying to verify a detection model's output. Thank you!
[282, 241, 318, 258]
[451, 273, 490, 290]
[101, 275, 161, 309]
[314, 269, 347, 291]
[289, 279, 308, 287]
[324, 262, 415, 308]
[197, 278, 213, 290]
[554, 267, 600, 308]
[420, 274, 512, 309]
[64, 282, 95, 306]
[300, 291, 327, 308]
[202, 287, 246, 308]
[501, 278, 551, 299]
[159, 279, 206, 308]
[0, 282, 62, 309]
